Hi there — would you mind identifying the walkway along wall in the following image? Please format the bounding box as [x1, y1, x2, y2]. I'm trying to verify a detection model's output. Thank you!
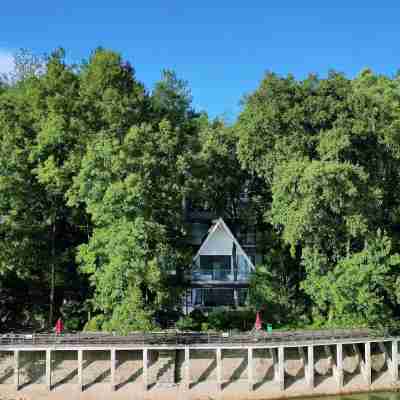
[0, 336, 400, 399]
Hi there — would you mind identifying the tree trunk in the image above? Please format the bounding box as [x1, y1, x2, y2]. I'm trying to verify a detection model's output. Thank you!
[49, 218, 56, 328]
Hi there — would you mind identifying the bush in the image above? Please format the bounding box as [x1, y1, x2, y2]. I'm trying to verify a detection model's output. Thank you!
[154, 308, 182, 328]
[83, 314, 105, 332]
[173, 308, 257, 332]
[207, 307, 255, 331]
[189, 309, 207, 330]
[60, 300, 89, 331]
[200, 322, 209, 331]
[176, 316, 195, 331]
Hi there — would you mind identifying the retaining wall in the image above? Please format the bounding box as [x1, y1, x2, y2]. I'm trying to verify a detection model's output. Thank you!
[0, 338, 399, 399]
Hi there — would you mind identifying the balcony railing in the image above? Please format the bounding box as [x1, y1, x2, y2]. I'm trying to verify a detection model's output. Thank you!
[191, 268, 250, 282]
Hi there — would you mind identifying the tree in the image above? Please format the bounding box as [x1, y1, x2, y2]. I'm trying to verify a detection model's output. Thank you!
[249, 237, 306, 327]
[78, 217, 176, 332]
[237, 69, 400, 327]
[271, 159, 371, 257]
[305, 233, 400, 327]
[0, 49, 89, 329]
[151, 69, 194, 126]
[236, 72, 351, 185]
[70, 57, 199, 331]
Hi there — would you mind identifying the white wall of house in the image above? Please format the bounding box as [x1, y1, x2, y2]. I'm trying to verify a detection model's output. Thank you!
[199, 225, 245, 256]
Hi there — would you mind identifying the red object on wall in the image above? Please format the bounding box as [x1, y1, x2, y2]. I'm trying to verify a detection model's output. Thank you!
[55, 318, 64, 335]
[255, 311, 262, 330]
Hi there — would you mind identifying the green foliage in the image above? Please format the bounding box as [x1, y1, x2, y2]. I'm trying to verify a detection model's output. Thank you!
[173, 308, 255, 332]
[249, 263, 306, 327]
[207, 308, 255, 331]
[4, 47, 400, 333]
[237, 69, 400, 328]
[305, 233, 400, 327]
[271, 159, 370, 256]
[84, 315, 106, 332]
[59, 300, 89, 331]
[152, 69, 193, 126]
[101, 286, 156, 334]
[176, 316, 195, 331]
[77, 217, 175, 333]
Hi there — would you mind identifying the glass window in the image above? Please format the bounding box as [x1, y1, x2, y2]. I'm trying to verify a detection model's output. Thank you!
[237, 255, 251, 280]
[238, 288, 249, 306]
[198, 288, 235, 307]
[200, 255, 232, 281]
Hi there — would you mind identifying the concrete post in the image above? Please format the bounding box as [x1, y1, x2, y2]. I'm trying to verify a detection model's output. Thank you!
[184, 347, 190, 390]
[391, 340, 399, 382]
[248, 347, 253, 391]
[271, 348, 279, 383]
[364, 342, 371, 386]
[307, 345, 314, 389]
[324, 345, 333, 371]
[216, 348, 222, 391]
[299, 347, 309, 386]
[378, 342, 388, 365]
[78, 350, 83, 391]
[110, 348, 116, 391]
[46, 349, 52, 390]
[143, 348, 148, 391]
[336, 343, 343, 388]
[278, 346, 285, 391]
[14, 350, 19, 390]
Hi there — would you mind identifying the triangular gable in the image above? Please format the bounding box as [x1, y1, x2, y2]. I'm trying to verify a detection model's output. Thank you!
[192, 218, 255, 270]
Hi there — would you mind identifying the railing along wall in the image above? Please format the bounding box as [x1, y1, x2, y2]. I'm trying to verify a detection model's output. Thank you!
[0, 328, 398, 393]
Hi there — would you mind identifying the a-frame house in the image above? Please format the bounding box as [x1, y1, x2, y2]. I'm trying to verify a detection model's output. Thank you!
[184, 218, 255, 313]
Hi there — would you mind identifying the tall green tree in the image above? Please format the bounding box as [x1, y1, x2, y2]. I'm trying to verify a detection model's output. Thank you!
[237, 70, 400, 326]
[0, 49, 88, 329]
[303, 233, 400, 327]
[70, 56, 199, 331]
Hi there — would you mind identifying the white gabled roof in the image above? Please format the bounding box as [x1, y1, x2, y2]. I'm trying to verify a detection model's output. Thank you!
[192, 218, 255, 270]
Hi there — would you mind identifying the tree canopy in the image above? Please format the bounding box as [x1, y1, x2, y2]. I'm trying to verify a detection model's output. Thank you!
[2, 49, 400, 332]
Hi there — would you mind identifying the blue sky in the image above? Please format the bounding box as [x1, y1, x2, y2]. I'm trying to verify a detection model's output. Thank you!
[1, 2, 400, 119]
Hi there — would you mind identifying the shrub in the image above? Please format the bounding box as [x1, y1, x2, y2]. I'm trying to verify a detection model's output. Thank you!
[207, 307, 255, 331]
[189, 309, 207, 330]
[83, 314, 105, 332]
[176, 316, 195, 331]
[60, 300, 89, 331]
[200, 322, 209, 331]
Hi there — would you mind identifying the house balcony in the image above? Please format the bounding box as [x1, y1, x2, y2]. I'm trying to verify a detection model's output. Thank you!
[190, 267, 250, 283]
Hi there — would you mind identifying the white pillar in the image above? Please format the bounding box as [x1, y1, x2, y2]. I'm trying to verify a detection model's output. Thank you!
[324, 345, 333, 371]
[143, 348, 148, 391]
[299, 347, 308, 385]
[78, 350, 83, 391]
[307, 345, 314, 389]
[110, 348, 116, 391]
[278, 346, 284, 391]
[364, 342, 371, 386]
[336, 344, 343, 388]
[184, 347, 190, 390]
[248, 348, 253, 391]
[14, 350, 19, 390]
[46, 349, 52, 390]
[270, 348, 279, 383]
[216, 348, 222, 391]
[378, 342, 388, 364]
[392, 340, 399, 382]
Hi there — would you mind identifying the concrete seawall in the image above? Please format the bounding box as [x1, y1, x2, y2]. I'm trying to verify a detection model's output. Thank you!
[0, 336, 399, 399]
